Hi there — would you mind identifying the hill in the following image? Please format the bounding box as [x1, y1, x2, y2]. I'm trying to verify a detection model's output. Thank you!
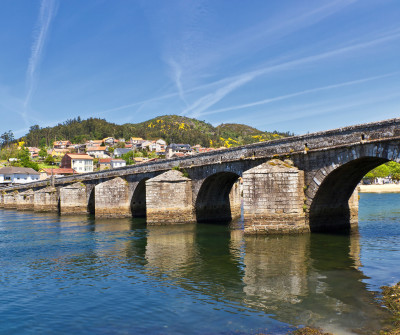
[22, 115, 292, 148]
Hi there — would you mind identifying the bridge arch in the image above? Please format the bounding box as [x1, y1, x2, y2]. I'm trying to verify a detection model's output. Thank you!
[195, 172, 241, 223]
[307, 143, 400, 232]
[131, 178, 149, 217]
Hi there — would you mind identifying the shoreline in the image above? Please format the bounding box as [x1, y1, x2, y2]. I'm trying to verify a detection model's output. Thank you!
[358, 184, 400, 193]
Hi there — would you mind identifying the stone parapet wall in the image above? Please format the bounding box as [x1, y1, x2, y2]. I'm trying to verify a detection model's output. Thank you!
[59, 182, 88, 215]
[146, 170, 195, 224]
[243, 160, 308, 234]
[95, 177, 131, 217]
[34, 187, 58, 212]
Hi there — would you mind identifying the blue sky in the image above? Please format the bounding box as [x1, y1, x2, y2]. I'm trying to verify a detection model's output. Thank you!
[1, 0, 399, 138]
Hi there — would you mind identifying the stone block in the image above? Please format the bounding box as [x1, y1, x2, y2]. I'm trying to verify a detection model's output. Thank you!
[95, 177, 130, 217]
[34, 187, 59, 212]
[243, 159, 308, 234]
[3, 191, 18, 209]
[16, 189, 35, 210]
[146, 170, 195, 224]
[60, 182, 88, 215]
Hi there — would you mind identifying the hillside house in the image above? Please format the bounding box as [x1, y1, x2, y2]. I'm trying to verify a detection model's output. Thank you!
[61, 153, 94, 173]
[0, 167, 40, 185]
[86, 147, 109, 159]
[114, 148, 131, 158]
[49, 148, 70, 157]
[99, 158, 112, 170]
[39, 168, 76, 180]
[165, 143, 192, 159]
[53, 140, 72, 149]
[111, 159, 126, 169]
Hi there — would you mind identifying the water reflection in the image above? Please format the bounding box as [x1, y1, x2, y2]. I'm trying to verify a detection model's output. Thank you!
[2, 208, 393, 334]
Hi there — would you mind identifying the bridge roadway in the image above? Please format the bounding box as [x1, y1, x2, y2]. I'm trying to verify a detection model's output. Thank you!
[1, 118, 400, 234]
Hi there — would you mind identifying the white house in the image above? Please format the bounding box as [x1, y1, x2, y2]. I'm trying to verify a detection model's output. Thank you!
[111, 159, 126, 169]
[86, 147, 110, 159]
[0, 167, 40, 185]
[60, 153, 94, 173]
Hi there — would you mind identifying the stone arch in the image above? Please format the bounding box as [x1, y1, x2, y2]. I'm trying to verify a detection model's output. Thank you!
[308, 156, 390, 232]
[195, 171, 241, 223]
[131, 178, 149, 217]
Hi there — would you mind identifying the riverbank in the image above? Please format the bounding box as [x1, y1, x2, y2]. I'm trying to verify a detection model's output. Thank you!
[359, 184, 400, 193]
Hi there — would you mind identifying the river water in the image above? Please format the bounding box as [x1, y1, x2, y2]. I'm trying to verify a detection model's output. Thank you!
[0, 193, 400, 334]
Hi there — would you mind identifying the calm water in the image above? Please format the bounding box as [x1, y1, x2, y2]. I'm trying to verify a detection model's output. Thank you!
[1, 193, 400, 334]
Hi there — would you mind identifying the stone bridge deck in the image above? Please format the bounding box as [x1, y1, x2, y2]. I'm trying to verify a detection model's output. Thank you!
[1, 118, 400, 234]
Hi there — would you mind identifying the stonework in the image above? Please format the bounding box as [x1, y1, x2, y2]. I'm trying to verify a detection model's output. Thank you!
[59, 182, 88, 215]
[243, 160, 308, 234]
[3, 191, 18, 209]
[2, 118, 397, 235]
[34, 187, 59, 212]
[16, 189, 35, 210]
[0, 192, 4, 208]
[95, 177, 130, 217]
[146, 170, 195, 224]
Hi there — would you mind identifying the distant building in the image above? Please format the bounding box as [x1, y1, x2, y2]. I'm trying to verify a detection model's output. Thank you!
[49, 148, 70, 157]
[39, 168, 76, 180]
[61, 153, 94, 173]
[114, 148, 132, 158]
[27, 147, 40, 158]
[86, 147, 109, 159]
[85, 140, 103, 148]
[165, 143, 192, 159]
[103, 137, 117, 146]
[53, 140, 72, 149]
[111, 159, 126, 169]
[99, 158, 112, 171]
[0, 167, 40, 185]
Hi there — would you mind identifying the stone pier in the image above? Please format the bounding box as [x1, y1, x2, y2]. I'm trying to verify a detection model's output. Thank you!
[0, 192, 4, 208]
[243, 160, 308, 234]
[34, 187, 59, 212]
[59, 182, 88, 215]
[16, 189, 35, 210]
[146, 170, 196, 224]
[3, 191, 18, 209]
[95, 177, 130, 217]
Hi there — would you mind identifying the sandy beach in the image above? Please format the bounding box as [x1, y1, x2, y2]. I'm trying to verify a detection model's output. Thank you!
[358, 184, 400, 193]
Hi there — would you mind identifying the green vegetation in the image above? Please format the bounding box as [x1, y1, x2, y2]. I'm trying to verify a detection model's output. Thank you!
[365, 162, 400, 181]
[380, 282, 400, 334]
[19, 115, 291, 148]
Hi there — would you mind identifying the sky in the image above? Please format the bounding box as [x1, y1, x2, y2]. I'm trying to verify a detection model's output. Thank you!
[0, 0, 399, 138]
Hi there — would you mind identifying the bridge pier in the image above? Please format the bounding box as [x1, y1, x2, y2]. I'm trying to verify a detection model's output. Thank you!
[243, 160, 308, 234]
[146, 170, 196, 224]
[3, 191, 18, 209]
[59, 182, 88, 215]
[34, 187, 59, 212]
[16, 189, 35, 210]
[95, 177, 131, 217]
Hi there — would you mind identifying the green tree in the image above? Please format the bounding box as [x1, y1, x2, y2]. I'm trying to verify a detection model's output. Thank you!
[122, 151, 134, 165]
[38, 148, 47, 159]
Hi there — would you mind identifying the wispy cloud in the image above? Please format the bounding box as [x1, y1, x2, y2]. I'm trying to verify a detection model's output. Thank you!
[21, 0, 57, 126]
[183, 28, 400, 118]
[198, 72, 400, 117]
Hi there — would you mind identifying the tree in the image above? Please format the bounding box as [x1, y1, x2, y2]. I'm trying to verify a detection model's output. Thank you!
[44, 155, 55, 165]
[0, 130, 14, 147]
[39, 148, 47, 159]
[121, 151, 134, 165]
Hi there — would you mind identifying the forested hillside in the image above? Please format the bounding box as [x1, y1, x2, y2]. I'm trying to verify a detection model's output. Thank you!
[22, 115, 292, 147]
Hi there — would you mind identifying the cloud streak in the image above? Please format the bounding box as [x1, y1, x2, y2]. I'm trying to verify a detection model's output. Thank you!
[21, 0, 57, 126]
[183, 27, 400, 118]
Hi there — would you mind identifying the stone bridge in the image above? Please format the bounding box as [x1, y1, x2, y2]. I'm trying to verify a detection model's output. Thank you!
[1, 118, 400, 234]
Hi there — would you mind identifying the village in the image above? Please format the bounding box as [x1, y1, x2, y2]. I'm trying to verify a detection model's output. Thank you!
[0, 137, 225, 185]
